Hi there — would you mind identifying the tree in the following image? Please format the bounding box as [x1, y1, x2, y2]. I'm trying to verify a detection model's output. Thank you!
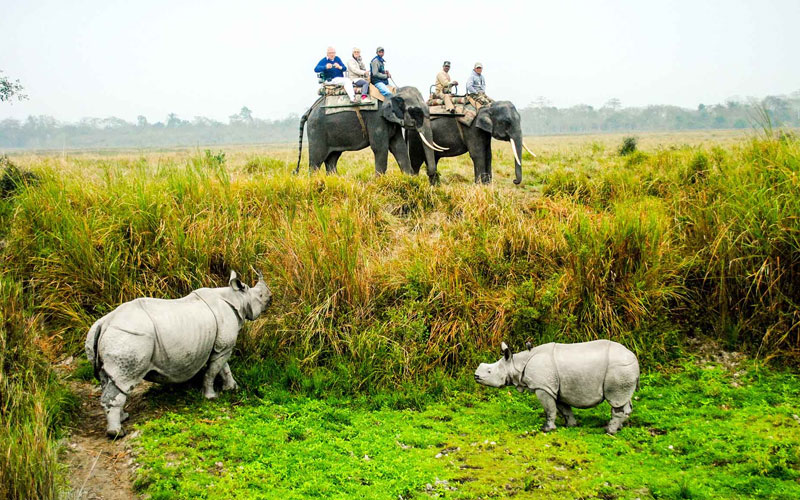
[0, 70, 28, 102]
[603, 98, 622, 111]
[137, 115, 148, 127]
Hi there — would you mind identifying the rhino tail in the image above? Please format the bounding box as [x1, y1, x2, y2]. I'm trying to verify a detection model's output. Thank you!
[85, 319, 105, 380]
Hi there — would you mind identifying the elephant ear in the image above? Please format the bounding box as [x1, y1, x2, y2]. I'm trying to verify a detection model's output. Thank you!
[382, 96, 406, 125]
[475, 108, 493, 134]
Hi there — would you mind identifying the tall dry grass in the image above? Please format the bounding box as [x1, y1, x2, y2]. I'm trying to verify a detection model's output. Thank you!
[1, 132, 798, 496]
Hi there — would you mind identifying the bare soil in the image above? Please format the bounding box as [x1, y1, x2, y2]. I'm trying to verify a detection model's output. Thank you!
[62, 378, 155, 500]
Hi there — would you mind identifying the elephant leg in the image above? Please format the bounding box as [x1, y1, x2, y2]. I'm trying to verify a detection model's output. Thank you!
[371, 143, 389, 176]
[534, 389, 558, 432]
[467, 133, 489, 184]
[221, 362, 238, 392]
[483, 138, 493, 183]
[556, 401, 577, 427]
[203, 351, 231, 399]
[389, 132, 413, 174]
[308, 142, 326, 173]
[100, 371, 129, 438]
[606, 401, 632, 435]
[324, 151, 342, 174]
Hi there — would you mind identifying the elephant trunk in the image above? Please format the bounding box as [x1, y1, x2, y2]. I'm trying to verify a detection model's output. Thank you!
[510, 134, 523, 185]
[420, 119, 439, 184]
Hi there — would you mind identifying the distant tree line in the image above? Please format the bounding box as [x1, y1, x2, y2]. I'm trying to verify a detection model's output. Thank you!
[2, 94, 799, 150]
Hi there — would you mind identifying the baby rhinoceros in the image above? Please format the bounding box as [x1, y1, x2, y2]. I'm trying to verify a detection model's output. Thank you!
[85, 270, 272, 438]
[475, 340, 639, 434]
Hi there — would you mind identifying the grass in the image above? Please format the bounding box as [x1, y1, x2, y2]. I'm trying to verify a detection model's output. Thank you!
[130, 360, 800, 499]
[0, 128, 798, 497]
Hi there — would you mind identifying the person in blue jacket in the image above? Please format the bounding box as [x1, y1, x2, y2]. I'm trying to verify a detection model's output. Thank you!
[370, 46, 393, 97]
[315, 47, 357, 102]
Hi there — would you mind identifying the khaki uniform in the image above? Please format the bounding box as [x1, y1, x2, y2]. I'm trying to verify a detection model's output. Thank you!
[434, 70, 456, 111]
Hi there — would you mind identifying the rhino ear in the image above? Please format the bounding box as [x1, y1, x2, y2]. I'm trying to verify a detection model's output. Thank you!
[229, 270, 245, 291]
[501, 342, 511, 360]
[525, 341, 533, 350]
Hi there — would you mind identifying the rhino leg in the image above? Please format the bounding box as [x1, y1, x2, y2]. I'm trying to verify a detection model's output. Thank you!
[534, 389, 558, 432]
[203, 352, 231, 399]
[221, 363, 238, 392]
[556, 401, 577, 427]
[100, 372, 128, 438]
[605, 401, 632, 435]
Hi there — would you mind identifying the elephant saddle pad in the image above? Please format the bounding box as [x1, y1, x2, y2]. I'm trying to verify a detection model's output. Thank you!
[429, 102, 477, 126]
[321, 95, 379, 114]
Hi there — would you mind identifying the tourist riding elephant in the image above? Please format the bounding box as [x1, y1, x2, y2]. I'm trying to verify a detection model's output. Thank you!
[408, 101, 534, 184]
[296, 86, 441, 184]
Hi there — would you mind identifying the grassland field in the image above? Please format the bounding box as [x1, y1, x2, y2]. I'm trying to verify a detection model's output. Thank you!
[1, 128, 799, 499]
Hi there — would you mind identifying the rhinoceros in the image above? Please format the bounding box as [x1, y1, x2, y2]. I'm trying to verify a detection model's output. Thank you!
[85, 270, 272, 437]
[474, 340, 639, 434]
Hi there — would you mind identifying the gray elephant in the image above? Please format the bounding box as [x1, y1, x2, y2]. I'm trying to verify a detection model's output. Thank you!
[296, 86, 442, 184]
[408, 101, 535, 184]
[474, 340, 640, 434]
[85, 271, 272, 437]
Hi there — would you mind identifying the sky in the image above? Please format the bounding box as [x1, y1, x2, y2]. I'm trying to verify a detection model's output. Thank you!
[2, 0, 799, 124]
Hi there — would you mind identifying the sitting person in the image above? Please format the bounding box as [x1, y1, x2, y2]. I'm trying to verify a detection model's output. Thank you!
[315, 46, 357, 103]
[434, 60, 458, 112]
[466, 62, 493, 107]
[370, 47, 393, 97]
[347, 47, 371, 102]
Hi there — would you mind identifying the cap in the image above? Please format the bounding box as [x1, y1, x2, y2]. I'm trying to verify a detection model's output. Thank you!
[376, 46, 384, 53]
[443, 60, 451, 66]
[474, 62, 483, 69]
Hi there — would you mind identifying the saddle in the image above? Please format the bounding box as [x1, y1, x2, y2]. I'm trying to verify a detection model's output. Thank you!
[427, 96, 477, 126]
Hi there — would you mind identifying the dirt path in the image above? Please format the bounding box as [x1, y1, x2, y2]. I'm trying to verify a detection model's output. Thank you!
[63, 378, 155, 500]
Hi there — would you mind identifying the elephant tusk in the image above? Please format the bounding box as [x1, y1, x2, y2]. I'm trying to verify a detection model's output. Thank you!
[510, 138, 522, 165]
[523, 143, 537, 157]
[432, 140, 449, 151]
[420, 133, 445, 152]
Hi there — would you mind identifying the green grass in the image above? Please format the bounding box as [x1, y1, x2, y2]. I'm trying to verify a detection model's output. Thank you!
[1, 131, 799, 497]
[131, 360, 800, 499]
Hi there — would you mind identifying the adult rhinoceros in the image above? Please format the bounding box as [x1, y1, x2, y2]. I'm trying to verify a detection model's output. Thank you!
[85, 271, 272, 437]
[474, 340, 640, 434]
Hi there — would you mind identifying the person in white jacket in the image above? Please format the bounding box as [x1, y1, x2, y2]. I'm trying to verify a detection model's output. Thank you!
[347, 47, 371, 102]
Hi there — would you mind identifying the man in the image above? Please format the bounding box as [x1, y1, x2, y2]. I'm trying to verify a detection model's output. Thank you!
[466, 62, 493, 107]
[370, 46, 393, 97]
[434, 61, 458, 112]
[347, 47, 370, 102]
[315, 47, 357, 103]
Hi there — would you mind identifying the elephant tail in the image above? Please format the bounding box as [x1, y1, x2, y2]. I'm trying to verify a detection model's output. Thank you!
[294, 98, 323, 175]
[85, 318, 105, 380]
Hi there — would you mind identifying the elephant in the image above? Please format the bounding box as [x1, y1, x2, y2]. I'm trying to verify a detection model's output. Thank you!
[295, 86, 442, 184]
[85, 270, 272, 437]
[407, 100, 535, 184]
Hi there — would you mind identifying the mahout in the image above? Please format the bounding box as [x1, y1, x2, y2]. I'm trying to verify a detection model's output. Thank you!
[85, 270, 272, 437]
[408, 100, 534, 184]
[474, 340, 640, 434]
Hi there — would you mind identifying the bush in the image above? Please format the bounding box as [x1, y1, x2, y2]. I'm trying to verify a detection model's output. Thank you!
[618, 136, 638, 156]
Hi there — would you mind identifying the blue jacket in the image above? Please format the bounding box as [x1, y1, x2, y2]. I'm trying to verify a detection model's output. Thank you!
[370, 55, 388, 84]
[315, 56, 346, 81]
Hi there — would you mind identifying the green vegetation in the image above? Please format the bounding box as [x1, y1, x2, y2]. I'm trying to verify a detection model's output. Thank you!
[0, 130, 798, 497]
[132, 361, 800, 499]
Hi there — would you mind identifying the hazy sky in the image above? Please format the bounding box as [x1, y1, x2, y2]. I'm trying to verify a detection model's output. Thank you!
[2, 0, 799, 123]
